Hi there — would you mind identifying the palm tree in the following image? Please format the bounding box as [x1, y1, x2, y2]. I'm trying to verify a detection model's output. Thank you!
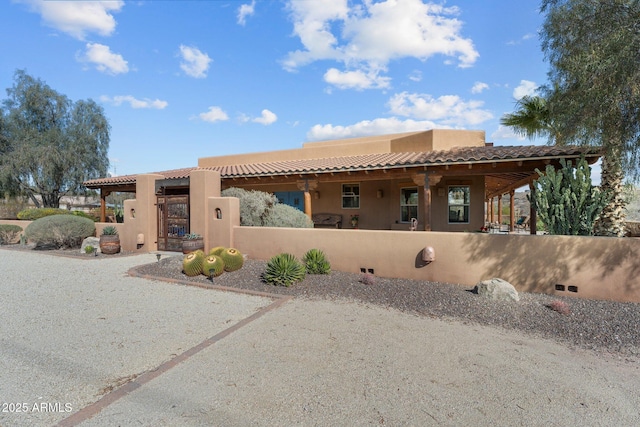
[501, 94, 625, 237]
[500, 95, 563, 145]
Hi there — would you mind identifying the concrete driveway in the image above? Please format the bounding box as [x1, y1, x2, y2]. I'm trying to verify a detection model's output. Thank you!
[1, 250, 639, 426]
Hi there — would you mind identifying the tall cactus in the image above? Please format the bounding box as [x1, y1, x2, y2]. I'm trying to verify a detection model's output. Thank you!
[530, 156, 609, 235]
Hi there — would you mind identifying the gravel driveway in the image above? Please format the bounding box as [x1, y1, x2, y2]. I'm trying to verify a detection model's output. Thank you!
[1, 249, 639, 426]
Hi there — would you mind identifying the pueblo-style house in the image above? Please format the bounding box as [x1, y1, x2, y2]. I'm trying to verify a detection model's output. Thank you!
[84, 129, 600, 252]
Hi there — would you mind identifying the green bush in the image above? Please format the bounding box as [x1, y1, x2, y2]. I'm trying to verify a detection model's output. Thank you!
[221, 187, 312, 228]
[18, 208, 70, 220]
[71, 210, 98, 221]
[262, 253, 306, 287]
[302, 249, 331, 274]
[25, 215, 95, 249]
[0, 224, 22, 244]
[17, 208, 97, 221]
[264, 203, 314, 228]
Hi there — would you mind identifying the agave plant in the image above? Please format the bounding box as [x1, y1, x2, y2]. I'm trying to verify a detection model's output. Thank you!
[302, 249, 331, 275]
[262, 253, 306, 287]
[101, 226, 118, 235]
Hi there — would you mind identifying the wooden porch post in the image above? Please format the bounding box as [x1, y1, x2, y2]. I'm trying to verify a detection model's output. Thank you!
[297, 179, 318, 220]
[100, 189, 111, 223]
[486, 199, 491, 224]
[412, 173, 441, 231]
[509, 190, 515, 232]
[497, 194, 503, 226]
[529, 182, 537, 235]
[489, 197, 494, 223]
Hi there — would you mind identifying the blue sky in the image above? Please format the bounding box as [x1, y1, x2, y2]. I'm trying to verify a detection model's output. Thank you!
[1, 0, 551, 177]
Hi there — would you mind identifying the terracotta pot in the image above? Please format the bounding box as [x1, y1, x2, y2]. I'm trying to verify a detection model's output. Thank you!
[182, 238, 204, 254]
[99, 235, 121, 255]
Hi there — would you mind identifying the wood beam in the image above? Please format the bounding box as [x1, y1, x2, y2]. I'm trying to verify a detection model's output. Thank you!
[509, 190, 515, 232]
[529, 182, 537, 235]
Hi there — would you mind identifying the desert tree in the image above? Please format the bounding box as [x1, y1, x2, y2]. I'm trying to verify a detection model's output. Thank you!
[0, 70, 110, 208]
[539, 0, 640, 236]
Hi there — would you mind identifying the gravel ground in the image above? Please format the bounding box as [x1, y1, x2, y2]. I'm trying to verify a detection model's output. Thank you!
[136, 254, 640, 359]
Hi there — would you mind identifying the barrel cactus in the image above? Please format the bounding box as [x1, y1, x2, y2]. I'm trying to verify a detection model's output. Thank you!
[202, 255, 225, 277]
[182, 250, 205, 277]
[220, 248, 244, 272]
[209, 246, 226, 256]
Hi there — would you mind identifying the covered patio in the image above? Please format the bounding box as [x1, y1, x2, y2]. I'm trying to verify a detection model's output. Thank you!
[84, 144, 601, 235]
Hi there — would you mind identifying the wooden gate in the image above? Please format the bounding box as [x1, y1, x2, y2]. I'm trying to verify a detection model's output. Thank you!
[157, 195, 189, 251]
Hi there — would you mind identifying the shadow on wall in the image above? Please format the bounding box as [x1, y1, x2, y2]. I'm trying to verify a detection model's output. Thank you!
[462, 233, 640, 296]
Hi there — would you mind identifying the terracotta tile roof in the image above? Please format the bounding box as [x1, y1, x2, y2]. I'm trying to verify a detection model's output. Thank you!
[83, 145, 600, 188]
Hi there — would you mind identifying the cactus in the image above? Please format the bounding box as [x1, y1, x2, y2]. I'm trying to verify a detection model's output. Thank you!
[209, 246, 226, 256]
[220, 248, 244, 272]
[202, 255, 225, 277]
[182, 250, 205, 276]
[531, 156, 609, 235]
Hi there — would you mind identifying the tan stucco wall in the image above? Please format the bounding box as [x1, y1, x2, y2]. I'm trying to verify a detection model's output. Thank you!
[199, 129, 487, 168]
[116, 174, 163, 253]
[233, 227, 640, 303]
[190, 169, 222, 250]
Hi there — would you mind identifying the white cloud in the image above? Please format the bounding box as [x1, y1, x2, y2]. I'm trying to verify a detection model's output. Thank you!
[237, 1, 256, 26]
[283, 0, 478, 89]
[388, 92, 493, 126]
[100, 95, 167, 110]
[491, 125, 525, 141]
[252, 109, 278, 125]
[513, 80, 538, 99]
[79, 43, 128, 75]
[19, 0, 124, 40]
[408, 70, 423, 82]
[323, 68, 390, 90]
[198, 106, 229, 123]
[179, 45, 212, 78]
[307, 117, 438, 141]
[471, 81, 489, 94]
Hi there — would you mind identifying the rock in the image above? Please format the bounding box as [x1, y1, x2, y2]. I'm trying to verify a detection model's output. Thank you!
[475, 278, 519, 302]
[80, 237, 100, 254]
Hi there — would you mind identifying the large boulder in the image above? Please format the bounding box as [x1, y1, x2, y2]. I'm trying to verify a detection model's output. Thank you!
[80, 236, 100, 254]
[474, 278, 519, 302]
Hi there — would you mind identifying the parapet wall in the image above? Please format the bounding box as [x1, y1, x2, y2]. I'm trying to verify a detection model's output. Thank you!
[233, 227, 640, 303]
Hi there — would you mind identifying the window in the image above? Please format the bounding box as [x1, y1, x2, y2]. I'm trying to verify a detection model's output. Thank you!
[400, 187, 418, 222]
[448, 186, 470, 223]
[342, 184, 360, 209]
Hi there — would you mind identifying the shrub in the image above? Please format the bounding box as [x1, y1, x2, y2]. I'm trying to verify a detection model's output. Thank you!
[71, 210, 97, 221]
[262, 253, 306, 287]
[84, 245, 94, 254]
[221, 187, 312, 228]
[16, 208, 97, 222]
[25, 215, 95, 249]
[263, 203, 314, 228]
[0, 224, 22, 244]
[18, 208, 70, 220]
[303, 249, 331, 274]
[222, 187, 276, 226]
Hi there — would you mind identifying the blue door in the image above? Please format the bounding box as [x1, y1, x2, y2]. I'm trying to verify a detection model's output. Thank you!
[274, 191, 304, 211]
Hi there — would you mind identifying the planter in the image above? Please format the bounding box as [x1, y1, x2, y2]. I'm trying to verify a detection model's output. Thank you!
[99, 234, 121, 254]
[182, 238, 204, 254]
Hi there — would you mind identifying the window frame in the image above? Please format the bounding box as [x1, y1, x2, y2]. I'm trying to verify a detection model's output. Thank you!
[447, 185, 470, 224]
[399, 186, 419, 223]
[341, 183, 360, 209]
